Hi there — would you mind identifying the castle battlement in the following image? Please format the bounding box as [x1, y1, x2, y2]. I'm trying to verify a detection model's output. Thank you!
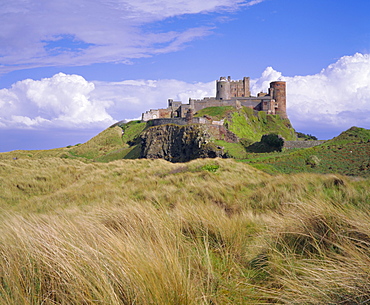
[141, 76, 287, 122]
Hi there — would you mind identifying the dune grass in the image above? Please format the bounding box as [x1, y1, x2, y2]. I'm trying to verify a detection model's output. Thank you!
[0, 157, 369, 304]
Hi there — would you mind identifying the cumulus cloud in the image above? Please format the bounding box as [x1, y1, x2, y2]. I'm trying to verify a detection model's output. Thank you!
[0, 73, 114, 129]
[249, 53, 370, 138]
[91, 79, 215, 120]
[1, 53, 369, 140]
[0, 73, 214, 129]
[286, 53, 370, 136]
[0, 0, 263, 73]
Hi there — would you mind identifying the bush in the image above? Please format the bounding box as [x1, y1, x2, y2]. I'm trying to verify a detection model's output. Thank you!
[261, 134, 284, 151]
[201, 164, 220, 172]
[296, 132, 318, 140]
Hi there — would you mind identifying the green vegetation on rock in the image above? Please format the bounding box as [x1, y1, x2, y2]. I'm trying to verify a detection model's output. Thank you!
[121, 120, 147, 144]
[223, 107, 296, 142]
[194, 106, 235, 120]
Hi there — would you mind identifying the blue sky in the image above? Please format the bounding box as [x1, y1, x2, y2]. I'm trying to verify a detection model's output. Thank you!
[1, 0, 370, 152]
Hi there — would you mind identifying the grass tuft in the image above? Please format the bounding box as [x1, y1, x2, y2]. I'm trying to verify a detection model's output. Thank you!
[0, 157, 369, 303]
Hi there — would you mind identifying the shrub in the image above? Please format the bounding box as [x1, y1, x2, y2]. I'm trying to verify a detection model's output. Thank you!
[296, 132, 318, 140]
[201, 164, 220, 172]
[261, 133, 284, 151]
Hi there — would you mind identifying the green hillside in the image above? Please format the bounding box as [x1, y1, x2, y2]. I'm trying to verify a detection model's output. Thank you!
[1, 108, 368, 178]
[250, 127, 370, 177]
[195, 106, 296, 141]
[194, 106, 297, 159]
[0, 106, 297, 163]
[0, 122, 146, 163]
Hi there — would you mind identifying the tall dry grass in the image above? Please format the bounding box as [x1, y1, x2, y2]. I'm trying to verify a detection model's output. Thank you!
[0, 157, 369, 304]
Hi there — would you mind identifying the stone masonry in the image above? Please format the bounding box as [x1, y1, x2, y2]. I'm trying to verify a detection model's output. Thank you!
[142, 76, 287, 122]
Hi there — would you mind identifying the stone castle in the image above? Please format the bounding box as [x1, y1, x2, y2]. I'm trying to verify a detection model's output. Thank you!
[142, 76, 287, 122]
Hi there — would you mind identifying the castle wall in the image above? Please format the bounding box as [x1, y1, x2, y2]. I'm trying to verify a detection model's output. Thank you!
[240, 99, 263, 110]
[142, 109, 160, 121]
[149, 118, 188, 126]
[284, 140, 326, 149]
[190, 98, 239, 112]
[141, 76, 287, 122]
[149, 117, 218, 126]
[216, 76, 251, 100]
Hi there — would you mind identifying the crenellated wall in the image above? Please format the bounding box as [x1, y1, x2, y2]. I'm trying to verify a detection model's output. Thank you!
[141, 76, 287, 121]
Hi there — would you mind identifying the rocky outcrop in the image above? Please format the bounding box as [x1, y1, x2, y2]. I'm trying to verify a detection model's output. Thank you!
[140, 124, 227, 162]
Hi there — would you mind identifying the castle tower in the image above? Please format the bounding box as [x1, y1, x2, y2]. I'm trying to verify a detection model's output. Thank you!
[270, 81, 287, 118]
[216, 77, 231, 100]
[189, 98, 195, 109]
[243, 77, 251, 97]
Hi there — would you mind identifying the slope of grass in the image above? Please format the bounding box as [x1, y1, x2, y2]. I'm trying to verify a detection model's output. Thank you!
[324, 126, 370, 145]
[195, 106, 296, 143]
[0, 157, 370, 304]
[250, 126, 370, 177]
[193, 106, 297, 159]
[68, 126, 124, 159]
[0, 122, 147, 163]
[224, 107, 297, 142]
[194, 106, 235, 120]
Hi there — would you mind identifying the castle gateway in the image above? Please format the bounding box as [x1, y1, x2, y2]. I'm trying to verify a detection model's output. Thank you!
[142, 76, 287, 121]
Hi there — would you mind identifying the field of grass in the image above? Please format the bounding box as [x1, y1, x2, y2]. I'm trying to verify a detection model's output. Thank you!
[0, 156, 369, 304]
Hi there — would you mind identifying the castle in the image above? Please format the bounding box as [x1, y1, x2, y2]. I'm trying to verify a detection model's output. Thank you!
[142, 76, 287, 122]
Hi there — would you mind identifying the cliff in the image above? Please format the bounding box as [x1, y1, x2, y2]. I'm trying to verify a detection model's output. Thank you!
[140, 124, 225, 162]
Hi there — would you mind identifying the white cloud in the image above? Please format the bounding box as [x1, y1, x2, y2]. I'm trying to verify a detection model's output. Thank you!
[1, 53, 369, 140]
[0, 0, 264, 73]
[283, 53, 370, 136]
[91, 79, 215, 119]
[0, 73, 215, 129]
[0, 73, 115, 129]
[249, 53, 370, 138]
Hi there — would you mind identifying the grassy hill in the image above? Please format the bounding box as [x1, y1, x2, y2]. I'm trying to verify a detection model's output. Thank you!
[0, 157, 369, 304]
[194, 106, 296, 142]
[249, 127, 370, 177]
[195, 106, 297, 159]
[0, 106, 297, 163]
[0, 122, 146, 163]
[1, 107, 368, 178]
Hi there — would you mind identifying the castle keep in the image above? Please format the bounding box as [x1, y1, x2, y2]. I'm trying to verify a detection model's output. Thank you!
[142, 76, 287, 121]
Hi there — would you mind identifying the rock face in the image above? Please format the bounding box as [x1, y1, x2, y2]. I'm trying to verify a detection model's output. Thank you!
[140, 124, 226, 162]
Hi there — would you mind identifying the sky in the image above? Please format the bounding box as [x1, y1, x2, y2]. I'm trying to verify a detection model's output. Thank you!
[0, 0, 370, 152]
